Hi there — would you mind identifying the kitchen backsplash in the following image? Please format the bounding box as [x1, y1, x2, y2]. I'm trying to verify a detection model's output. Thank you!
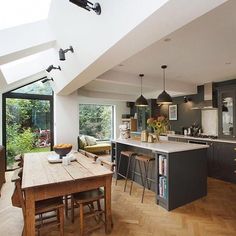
[201, 110, 218, 135]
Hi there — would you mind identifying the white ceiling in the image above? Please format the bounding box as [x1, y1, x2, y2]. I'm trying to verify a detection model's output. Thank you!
[81, 0, 236, 100]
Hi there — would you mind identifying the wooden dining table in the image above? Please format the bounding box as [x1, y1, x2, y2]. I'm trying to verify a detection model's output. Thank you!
[22, 151, 113, 236]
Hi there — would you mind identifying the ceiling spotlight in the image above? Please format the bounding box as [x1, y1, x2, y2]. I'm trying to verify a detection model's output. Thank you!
[41, 78, 54, 83]
[46, 65, 61, 73]
[59, 46, 74, 61]
[69, 0, 101, 15]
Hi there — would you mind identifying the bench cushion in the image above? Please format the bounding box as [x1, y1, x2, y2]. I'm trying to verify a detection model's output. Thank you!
[84, 143, 111, 153]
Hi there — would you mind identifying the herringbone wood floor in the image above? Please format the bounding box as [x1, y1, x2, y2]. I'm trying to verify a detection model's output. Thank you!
[1, 172, 236, 236]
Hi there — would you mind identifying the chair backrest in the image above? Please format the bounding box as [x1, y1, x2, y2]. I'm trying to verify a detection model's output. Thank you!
[11, 168, 26, 218]
[78, 149, 98, 162]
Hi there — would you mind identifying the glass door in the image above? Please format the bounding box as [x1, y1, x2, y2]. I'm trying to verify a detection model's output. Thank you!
[218, 89, 235, 139]
[2, 79, 54, 170]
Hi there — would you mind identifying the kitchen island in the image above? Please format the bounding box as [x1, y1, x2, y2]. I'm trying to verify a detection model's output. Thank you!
[112, 139, 208, 211]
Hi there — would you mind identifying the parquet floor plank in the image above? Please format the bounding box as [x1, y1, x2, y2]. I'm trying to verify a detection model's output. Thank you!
[0, 172, 236, 236]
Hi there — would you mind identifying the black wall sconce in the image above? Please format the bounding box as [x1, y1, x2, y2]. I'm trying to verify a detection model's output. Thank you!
[59, 46, 74, 61]
[46, 65, 61, 73]
[69, 0, 101, 15]
[184, 96, 192, 103]
[42, 78, 54, 83]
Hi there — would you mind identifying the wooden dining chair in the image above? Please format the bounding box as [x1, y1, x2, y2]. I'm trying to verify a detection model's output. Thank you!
[11, 168, 65, 236]
[64, 150, 99, 218]
[71, 188, 105, 236]
[78, 149, 98, 161]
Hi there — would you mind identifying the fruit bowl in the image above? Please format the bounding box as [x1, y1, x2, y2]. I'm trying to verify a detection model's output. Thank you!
[53, 144, 72, 159]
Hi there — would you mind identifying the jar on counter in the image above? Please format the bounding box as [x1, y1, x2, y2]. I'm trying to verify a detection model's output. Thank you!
[141, 130, 148, 142]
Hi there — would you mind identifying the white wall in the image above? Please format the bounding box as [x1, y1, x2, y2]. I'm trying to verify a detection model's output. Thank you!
[54, 93, 129, 150]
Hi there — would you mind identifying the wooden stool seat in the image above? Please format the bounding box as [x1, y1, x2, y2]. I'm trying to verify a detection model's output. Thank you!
[73, 189, 104, 203]
[120, 151, 135, 157]
[116, 151, 136, 192]
[135, 155, 155, 162]
[130, 154, 156, 203]
[35, 197, 64, 214]
[71, 189, 106, 236]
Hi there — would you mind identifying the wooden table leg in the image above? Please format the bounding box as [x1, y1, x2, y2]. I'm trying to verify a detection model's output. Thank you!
[24, 189, 35, 236]
[104, 176, 112, 234]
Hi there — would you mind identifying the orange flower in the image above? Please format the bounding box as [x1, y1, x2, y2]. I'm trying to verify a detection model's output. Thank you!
[147, 118, 155, 125]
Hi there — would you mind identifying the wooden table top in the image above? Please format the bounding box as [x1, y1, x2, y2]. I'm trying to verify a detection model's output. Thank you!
[22, 151, 113, 189]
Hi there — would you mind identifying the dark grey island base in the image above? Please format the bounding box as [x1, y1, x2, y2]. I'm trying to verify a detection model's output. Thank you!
[112, 139, 208, 211]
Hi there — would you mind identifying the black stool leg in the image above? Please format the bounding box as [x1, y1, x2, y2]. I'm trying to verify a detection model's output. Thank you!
[129, 158, 137, 195]
[124, 156, 132, 192]
[141, 161, 150, 203]
[138, 160, 145, 187]
[115, 153, 122, 185]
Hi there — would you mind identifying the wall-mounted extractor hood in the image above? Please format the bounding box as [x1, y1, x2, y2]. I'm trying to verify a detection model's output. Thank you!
[192, 83, 217, 110]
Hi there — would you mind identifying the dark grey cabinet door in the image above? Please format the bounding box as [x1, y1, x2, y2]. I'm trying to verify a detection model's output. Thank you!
[213, 142, 236, 183]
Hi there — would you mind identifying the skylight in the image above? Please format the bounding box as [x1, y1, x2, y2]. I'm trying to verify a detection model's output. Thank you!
[0, 0, 51, 30]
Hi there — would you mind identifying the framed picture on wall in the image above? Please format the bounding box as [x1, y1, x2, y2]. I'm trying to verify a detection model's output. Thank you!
[169, 104, 178, 120]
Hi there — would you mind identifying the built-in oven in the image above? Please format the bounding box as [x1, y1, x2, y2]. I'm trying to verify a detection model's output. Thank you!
[188, 140, 208, 145]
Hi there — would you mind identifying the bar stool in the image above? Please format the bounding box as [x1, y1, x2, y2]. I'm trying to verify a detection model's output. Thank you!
[129, 154, 155, 203]
[115, 151, 136, 192]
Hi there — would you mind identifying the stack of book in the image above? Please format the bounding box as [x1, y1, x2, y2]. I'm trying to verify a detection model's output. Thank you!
[159, 155, 167, 199]
[159, 155, 167, 176]
[159, 176, 167, 199]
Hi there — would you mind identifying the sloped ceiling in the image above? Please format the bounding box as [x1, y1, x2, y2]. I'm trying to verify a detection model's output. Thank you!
[0, 0, 229, 98]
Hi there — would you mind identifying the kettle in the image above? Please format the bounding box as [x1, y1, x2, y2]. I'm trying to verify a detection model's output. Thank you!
[141, 130, 148, 142]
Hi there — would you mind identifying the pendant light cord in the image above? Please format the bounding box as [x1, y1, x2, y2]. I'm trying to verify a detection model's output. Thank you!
[161, 65, 167, 91]
[163, 67, 165, 91]
[139, 74, 144, 95]
[141, 77, 143, 95]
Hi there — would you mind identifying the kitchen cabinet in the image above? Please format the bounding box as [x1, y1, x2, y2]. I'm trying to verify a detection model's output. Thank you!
[212, 142, 236, 183]
[121, 118, 137, 131]
[168, 135, 236, 183]
[218, 87, 236, 139]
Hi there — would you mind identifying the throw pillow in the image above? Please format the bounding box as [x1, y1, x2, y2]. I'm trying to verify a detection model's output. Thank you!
[85, 135, 97, 146]
[80, 135, 87, 149]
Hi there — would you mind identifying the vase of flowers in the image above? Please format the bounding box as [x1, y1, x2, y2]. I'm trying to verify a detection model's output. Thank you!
[147, 116, 169, 142]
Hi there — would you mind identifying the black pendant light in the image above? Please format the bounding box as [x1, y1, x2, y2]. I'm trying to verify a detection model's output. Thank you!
[157, 65, 172, 104]
[135, 74, 148, 107]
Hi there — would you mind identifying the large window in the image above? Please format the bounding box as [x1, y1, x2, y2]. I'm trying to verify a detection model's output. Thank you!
[79, 104, 114, 140]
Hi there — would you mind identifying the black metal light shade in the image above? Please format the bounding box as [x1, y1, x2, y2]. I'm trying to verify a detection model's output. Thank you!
[135, 74, 148, 107]
[136, 95, 148, 107]
[69, 0, 101, 15]
[157, 65, 172, 104]
[157, 90, 172, 104]
[46, 65, 61, 73]
[59, 46, 74, 61]
[42, 78, 54, 83]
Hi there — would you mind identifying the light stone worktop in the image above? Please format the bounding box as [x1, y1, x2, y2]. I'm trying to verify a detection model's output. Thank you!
[115, 138, 208, 153]
[167, 134, 236, 144]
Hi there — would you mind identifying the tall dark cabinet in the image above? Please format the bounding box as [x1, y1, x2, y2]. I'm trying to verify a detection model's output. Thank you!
[218, 87, 236, 139]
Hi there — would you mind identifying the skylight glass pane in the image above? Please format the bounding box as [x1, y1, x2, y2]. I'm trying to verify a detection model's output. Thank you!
[0, 0, 51, 30]
[11, 80, 53, 95]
